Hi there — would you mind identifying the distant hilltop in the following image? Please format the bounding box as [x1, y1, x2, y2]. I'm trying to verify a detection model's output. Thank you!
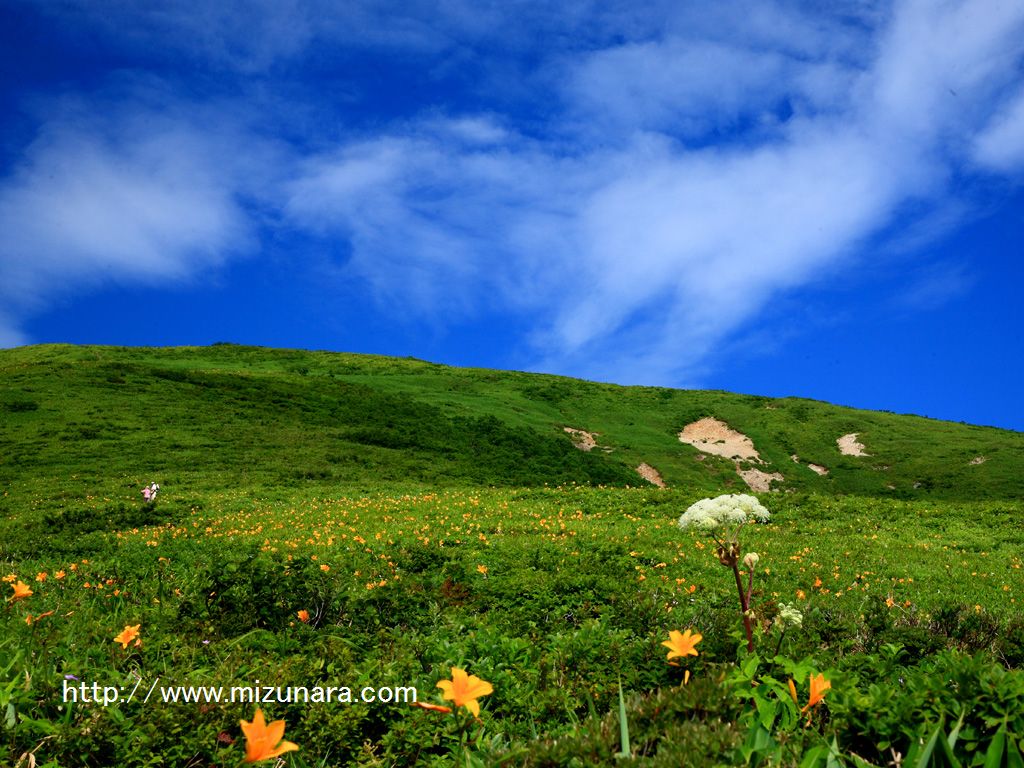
[2, 343, 1022, 500]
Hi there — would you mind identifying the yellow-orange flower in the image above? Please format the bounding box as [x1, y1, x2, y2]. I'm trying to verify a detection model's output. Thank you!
[476, 564, 488, 575]
[661, 629, 702, 660]
[803, 673, 831, 712]
[296, 610, 310, 623]
[240, 708, 299, 763]
[113, 624, 141, 648]
[9, 580, 32, 601]
[787, 678, 798, 704]
[436, 667, 493, 717]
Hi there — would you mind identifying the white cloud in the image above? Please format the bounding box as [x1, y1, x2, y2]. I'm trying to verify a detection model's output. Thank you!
[0, 105, 265, 341]
[6, 0, 1024, 385]
[973, 87, 1024, 172]
[283, 0, 1024, 384]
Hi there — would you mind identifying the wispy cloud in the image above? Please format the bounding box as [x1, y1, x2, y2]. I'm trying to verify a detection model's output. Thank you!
[0, 87, 276, 342]
[3, 0, 1023, 388]
[895, 260, 976, 312]
[284, 0, 1024, 383]
[973, 87, 1024, 173]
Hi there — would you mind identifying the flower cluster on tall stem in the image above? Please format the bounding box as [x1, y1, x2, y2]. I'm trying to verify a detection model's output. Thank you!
[678, 494, 770, 652]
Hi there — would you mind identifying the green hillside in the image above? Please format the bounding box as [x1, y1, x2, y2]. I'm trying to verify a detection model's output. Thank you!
[1, 343, 1021, 507]
[2, 344, 1024, 767]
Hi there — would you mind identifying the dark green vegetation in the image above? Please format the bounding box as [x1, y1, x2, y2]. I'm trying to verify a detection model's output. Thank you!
[1, 344, 1022, 767]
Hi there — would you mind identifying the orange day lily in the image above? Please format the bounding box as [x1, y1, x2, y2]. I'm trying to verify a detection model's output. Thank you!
[9, 580, 32, 601]
[803, 673, 831, 712]
[788, 674, 831, 713]
[662, 629, 702, 661]
[113, 624, 141, 648]
[296, 610, 310, 623]
[240, 708, 299, 763]
[436, 667, 493, 717]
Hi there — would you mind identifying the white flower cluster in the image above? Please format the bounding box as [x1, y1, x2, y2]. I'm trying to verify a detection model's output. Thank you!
[775, 602, 804, 629]
[677, 494, 770, 536]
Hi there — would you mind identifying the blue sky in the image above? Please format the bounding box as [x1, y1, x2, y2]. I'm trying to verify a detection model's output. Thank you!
[1, 1, 1022, 431]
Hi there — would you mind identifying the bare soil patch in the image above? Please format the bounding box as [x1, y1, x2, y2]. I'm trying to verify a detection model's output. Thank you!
[737, 467, 785, 492]
[792, 454, 829, 476]
[837, 433, 868, 457]
[969, 456, 987, 465]
[636, 463, 666, 488]
[563, 427, 599, 451]
[679, 417, 784, 491]
[678, 418, 761, 461]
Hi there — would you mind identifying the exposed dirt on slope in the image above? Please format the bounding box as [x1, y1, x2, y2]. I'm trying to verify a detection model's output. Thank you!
[736, 466, 785, 491]
[678, 418, 761, 461]
[837, 433, 868, 456]
[564, 427, 599, 451]
[679, 417, 784, 491]
[791, 454, 829, 475]
[636, 463, 666, 487]
[969, 456, 987, 465]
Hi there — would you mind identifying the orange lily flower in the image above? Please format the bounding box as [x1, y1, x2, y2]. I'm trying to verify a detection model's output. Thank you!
[436, 667, 493, 717]
[787, 678, 798, 704]
[10, 580, 32, 601]
[113, 624, 141, 648]
[240, 708, 299, 763]
[296, 610, 310, 623]
[661, 629, 702, 660]
[802, 673, 831, 712]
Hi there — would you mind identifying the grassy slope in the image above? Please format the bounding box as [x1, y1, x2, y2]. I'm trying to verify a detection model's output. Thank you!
[2, 344, 1024, 766]
[1, 343, 1021, 509]
[2, 343, 1023, 505]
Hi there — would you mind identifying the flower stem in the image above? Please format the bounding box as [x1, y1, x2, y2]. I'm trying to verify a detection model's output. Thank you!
[732, 563, 755, 652]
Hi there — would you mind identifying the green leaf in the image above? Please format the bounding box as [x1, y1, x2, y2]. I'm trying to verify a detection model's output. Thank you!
[615, 681, 631, 759]
[1007, 736, 1024, 768]
[983, 728, 1006, 768]
[741, 724, 777, 765]
[798, 744, 830, 768]
[947, 712, 966, 752]
[915, 723, 942, 768]
[743, 654, 762, 678]
[755, 695, 778, 729]
[826, 736, 844, 768]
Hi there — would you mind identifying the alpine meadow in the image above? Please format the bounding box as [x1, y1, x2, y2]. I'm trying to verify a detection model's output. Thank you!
[2, 343, 1023, 766]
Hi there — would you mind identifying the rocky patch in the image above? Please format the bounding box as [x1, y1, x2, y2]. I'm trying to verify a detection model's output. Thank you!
[837, 433, 868, 456]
